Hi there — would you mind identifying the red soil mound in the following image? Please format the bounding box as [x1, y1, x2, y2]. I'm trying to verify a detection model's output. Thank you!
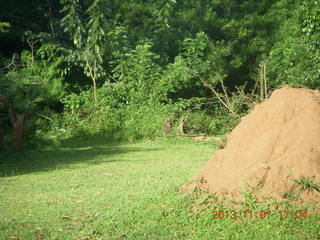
[194, 86, 320, 202]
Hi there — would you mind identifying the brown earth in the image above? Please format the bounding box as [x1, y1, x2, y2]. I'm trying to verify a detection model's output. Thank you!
[192, 86, 320, 203]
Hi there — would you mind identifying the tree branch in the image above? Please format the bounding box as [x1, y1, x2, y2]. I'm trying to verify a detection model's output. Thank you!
[198, 75, 240, 118]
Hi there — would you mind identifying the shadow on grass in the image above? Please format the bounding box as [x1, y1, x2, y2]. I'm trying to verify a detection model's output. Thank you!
[0, 136, 160, 177]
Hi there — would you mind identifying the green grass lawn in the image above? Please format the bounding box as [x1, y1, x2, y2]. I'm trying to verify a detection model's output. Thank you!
[0, 137, 319, 240]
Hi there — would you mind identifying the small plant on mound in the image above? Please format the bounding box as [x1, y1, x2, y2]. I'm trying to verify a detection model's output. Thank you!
[240, 191, 259, 209]
[294, 176, 320, 193]
[282, 191, 301, 201]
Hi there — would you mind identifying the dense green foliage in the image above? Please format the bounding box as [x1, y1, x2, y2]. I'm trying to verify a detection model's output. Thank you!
[0, 0, 319, 149]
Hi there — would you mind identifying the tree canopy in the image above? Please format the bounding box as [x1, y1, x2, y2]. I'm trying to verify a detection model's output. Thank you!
[0, 0, 319, 151]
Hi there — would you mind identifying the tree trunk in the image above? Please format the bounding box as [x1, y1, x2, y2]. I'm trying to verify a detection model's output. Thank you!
[0, 94, 25, 153]
[0, 121, 4, 151]
[178, 119, 186, 136]
[163, 118, 171, 135]
[13, 114, 24, 153]
[93, 76, 97, 104]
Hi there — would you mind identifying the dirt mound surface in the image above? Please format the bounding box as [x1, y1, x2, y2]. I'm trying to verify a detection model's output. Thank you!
[194, 86, 320, 203]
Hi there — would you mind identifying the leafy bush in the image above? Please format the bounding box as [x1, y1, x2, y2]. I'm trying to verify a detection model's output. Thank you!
[0, 49, 64, 150]
[267, 0, 320, 89]
[122, 101, 170, 140]
[60, 86, 170, 140]
[60, 89, 122, 137]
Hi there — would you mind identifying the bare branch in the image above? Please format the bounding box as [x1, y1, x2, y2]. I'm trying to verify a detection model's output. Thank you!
[198, 75, 240, 118]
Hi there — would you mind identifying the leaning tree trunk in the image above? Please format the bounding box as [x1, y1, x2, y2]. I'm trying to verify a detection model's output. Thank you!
[0, 94, 25, 153]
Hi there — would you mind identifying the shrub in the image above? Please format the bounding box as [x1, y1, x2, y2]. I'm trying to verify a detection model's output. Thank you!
[60, 88, 170, 140]
[122, 101, 170, 140]
[60, 90, 122, 137]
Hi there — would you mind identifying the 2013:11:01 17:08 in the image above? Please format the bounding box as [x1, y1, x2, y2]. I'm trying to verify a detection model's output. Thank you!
[211, 209, 308, 220]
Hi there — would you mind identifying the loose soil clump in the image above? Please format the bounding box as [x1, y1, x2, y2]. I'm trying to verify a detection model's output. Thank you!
[192, 86, 320, 203]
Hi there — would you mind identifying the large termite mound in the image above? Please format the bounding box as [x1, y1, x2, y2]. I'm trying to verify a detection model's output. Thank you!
[194, 86, 320, 202]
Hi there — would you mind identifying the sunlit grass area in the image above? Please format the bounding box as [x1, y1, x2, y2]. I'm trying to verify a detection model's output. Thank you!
[1, 137, 319, 240]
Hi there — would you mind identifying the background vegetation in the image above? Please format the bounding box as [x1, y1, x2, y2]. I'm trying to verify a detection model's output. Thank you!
[0, 0, 319, 150]
[1, 2, 319, 239]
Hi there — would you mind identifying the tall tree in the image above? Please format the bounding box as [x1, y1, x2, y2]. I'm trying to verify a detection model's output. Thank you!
[61, 0, 110, 103]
